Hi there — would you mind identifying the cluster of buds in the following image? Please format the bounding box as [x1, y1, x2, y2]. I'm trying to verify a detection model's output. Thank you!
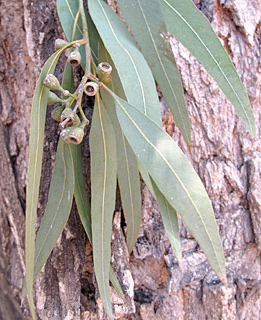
[43, 39, 114, 145]
[44, 72, 85, 145]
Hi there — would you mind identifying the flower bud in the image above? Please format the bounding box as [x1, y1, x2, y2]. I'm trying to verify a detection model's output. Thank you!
[60, 125, 84, 145]
[60, 107, 81, 126]
[47, 91, 63, 105]
[51, 105, 65, 121]
[43, 74, 63, 91]
[68, 48, 81, 66]
[97, 62, 112, 83]
[55, 39, 69, 51]
[83, 82, 99, 96]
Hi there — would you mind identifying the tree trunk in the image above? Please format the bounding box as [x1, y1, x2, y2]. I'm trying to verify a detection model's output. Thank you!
[0, 0, 260, 319]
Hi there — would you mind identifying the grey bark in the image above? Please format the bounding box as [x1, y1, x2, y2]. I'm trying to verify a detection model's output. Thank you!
[0, 0, 260, 319]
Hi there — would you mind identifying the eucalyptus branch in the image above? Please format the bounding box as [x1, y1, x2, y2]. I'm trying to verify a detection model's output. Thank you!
[79, 0, 91, 74]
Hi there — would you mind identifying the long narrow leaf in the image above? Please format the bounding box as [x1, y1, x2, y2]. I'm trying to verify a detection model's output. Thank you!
[63, 59, 123, 298]
[160, 0, 256, 137]
[150, 178, 182, 261]
[88, 0, 162, 126]
[117, 0, 191, 145]
[70, 141, 92, 242]
[90, 95, 117, 318]
[33, 139, 74, 280]
[113, 94, 226, 283]
[26, 47, 69, 319]
[99, 42, 142, 253]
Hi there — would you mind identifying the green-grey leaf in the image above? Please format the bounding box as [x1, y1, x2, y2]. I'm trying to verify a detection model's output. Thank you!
[88, 0, 162, 126]
[160, 0, 256, 137]
[117, 0, 191, 145]
[63, 59, 123, 299]
[90, 95, 117, 318]
[57, 0, 99, 67]
[70, 143, 92, 242]
[99, 42, 142, 253]
[150, 177, 182, 261]
[109, 266, 124, 298]
[114, 94, 226, 283]
[33, 139, 74, 280]
[26, 47, 68, 319]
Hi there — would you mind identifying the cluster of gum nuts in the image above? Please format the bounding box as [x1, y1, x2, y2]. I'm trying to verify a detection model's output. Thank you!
[43, 38, 112, 145]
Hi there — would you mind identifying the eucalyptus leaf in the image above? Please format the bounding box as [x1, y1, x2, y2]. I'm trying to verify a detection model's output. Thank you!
[26, 47, 69, 319]
[113, 94, 226, 283]
[90, 95, 117, 318]
[117, 0, 191, 145]
[33, 139, 74, 280]
[151, 177, 182, 261]
[160, 0, 256, 137]
[99, 42, 142, 253]
[88, 0, 162, 126]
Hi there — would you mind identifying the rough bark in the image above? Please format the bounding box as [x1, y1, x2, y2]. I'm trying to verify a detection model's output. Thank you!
[0, 0, 260, 319]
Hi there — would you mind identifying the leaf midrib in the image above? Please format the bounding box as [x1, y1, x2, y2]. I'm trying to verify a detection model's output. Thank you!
[97, 94, 108, 306]
[27, 50, 61, 272]
[94, 0, 147, 113]
[116, 97, 222, 273]
[34, 142, 71, 269]
[104, 49, 136, 251]
[64, 0, 98, 60]
[135, 0, 190, 142]
[161, 0, 253, 134]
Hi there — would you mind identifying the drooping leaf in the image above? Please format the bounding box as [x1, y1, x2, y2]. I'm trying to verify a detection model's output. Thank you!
[57, 0, 99, 67]
[33, 139, 74, 281]
[88, 0, 162, 126]
[63, 59, 123, 298]
[70, 143, 92, 241]
[150, 178, 182, 261]
[117, 0, 191, 145]
[25, 47, 70, 319]
[90, 94, 117, 318]
[113, 94, 226, 283]
[99, 42, 142, 253]
[160, 0, 256, 137]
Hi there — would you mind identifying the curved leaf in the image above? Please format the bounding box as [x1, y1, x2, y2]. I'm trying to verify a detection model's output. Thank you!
[88, 0, 162, 126]
[113, 94, 226, 283]
[99, 42, 142, 253]
[90, 95, 117, 318]
[33, 139, 74, 280]
[160, 0, 256, 137]
[117, 0, 191, 145]
[57, 0, 99, 67]
[25, 47, 68, 319]
[150, 177, 182, 261]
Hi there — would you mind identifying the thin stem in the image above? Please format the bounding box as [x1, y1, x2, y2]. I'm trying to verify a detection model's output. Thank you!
[100, 82, 121, 105]
[65, 92, 78, 99]
[79, 0, 91, 74]
[78, 104, 89, 124]
[60, 74, 89, 128]
[72, 9, 80, 41]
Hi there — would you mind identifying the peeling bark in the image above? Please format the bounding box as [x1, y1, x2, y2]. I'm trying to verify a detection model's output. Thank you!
[0, 0, 260, 319]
